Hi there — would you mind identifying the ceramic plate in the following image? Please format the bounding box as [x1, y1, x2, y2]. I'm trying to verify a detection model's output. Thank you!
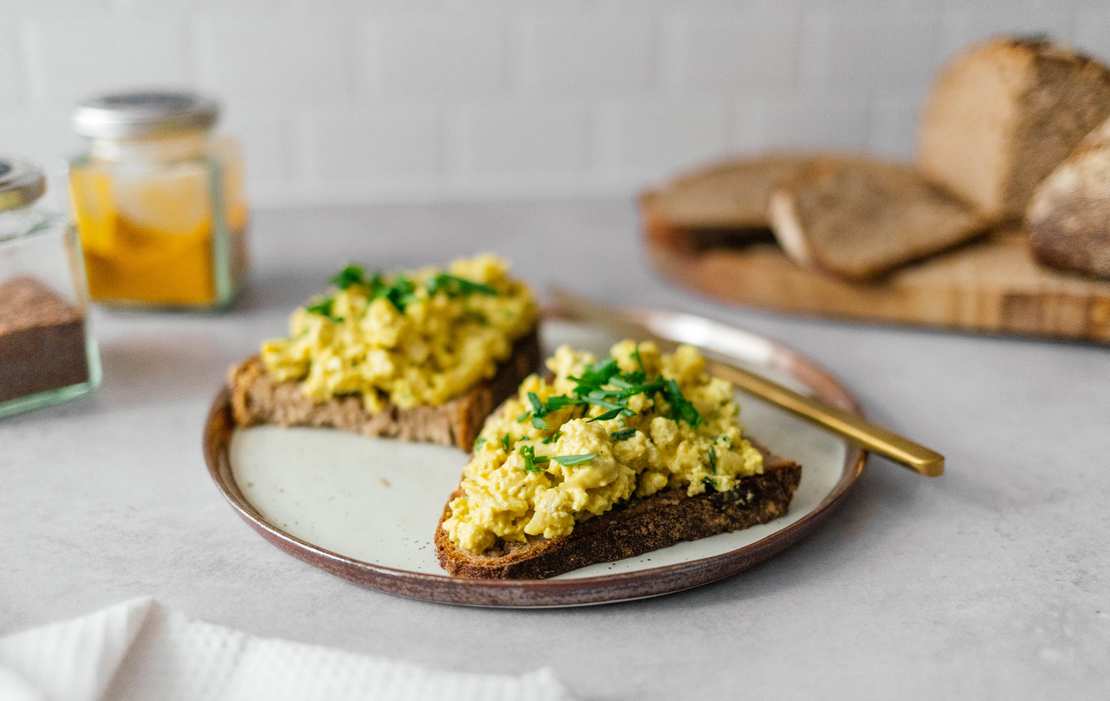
[204, 309, 867, 607]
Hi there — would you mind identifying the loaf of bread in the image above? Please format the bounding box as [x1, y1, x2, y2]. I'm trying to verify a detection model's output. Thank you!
[1027, 115, 1110, 278]
[918, 36, 1110, 221]
[768, 158, 986, 280]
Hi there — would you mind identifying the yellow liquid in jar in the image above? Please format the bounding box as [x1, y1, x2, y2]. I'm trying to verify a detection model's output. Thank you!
[69, 153, 248, 307]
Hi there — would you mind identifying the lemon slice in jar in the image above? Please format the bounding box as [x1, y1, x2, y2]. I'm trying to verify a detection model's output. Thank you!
[113, 161, 213, 238]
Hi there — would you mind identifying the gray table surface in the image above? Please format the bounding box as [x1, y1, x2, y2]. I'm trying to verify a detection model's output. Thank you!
[3, 201, 1108, 700]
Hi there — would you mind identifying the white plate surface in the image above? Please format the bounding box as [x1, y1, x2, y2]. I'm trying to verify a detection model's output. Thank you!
[229, 320, 847, 580]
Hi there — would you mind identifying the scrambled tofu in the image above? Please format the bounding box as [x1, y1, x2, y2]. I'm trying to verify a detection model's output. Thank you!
[442, 341, 764, 554]
[260, 255, 536, 411]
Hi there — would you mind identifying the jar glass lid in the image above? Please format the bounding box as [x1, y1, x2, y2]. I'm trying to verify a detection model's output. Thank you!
[73, 89, 220, 139]
[0, 158, 45, 212]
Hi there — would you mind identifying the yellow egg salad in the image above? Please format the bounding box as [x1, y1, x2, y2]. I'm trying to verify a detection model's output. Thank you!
[442, 340, 765, 554]
[260, 254, 536, 412]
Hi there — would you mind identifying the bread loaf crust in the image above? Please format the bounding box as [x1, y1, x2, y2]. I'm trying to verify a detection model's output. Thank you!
[919, 37, 1110, 220]
[1028, 116, 1110, 278]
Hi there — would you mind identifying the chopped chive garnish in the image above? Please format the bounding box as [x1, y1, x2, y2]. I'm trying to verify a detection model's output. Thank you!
[662, 378, 702, 427]
[330, 264, 366, 290]
[631, 343, 646, 375]
[519, 445, 549, 473]
[611, 428, 637, 441]
[541, 431, 561, 444]
[426, 273, 497, 298]
[305, 296, 342, 321]
[553, 453, 595, 466]
[500, 433, 511, 452]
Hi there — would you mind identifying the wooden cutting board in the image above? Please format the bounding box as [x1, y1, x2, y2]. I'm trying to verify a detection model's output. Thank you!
[643, 225, 1110, 345]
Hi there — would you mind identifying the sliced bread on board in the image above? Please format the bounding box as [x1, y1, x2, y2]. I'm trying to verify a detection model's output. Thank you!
[918, 36, 1110, 221]
[640, 154, 817, 231]
[1027, 115, 1110, 279]
[768, 158, 987, 281]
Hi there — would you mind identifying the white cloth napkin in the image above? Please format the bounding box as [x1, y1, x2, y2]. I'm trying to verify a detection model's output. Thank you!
[0, 598, 572, 701]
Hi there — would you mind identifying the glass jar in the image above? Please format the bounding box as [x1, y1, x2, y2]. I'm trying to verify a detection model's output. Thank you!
[0, 158, 101, 418]
[68, 90, 249, 310]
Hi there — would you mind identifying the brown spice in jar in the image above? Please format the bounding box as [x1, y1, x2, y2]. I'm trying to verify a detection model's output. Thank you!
[0, 276, 90, 403]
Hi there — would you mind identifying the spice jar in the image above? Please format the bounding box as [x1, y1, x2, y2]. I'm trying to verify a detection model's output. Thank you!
[68, 90, 249, 309]
[0, 158, 101, 418]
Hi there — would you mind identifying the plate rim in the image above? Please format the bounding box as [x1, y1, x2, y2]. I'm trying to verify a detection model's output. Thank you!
[203, 308, 868, 608]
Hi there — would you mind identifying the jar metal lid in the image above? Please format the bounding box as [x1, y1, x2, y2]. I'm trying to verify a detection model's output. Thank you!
[72, 89, 220, 140]
[0, 158, 45, 212]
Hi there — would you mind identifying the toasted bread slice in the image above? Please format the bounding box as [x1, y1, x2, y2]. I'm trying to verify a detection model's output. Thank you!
[919, 36, 1110, 220]
[1027, 114, 1110, 279]
[228, 328, 540, 450]
[769, 157, 987, 281]
[435, 443, 800, 579]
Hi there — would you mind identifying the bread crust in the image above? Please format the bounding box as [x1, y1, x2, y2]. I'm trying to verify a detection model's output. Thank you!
[1028, 115, 1110, 279]
[227, 327, 541, 450]
[919, 36, 1110, 220]
[435, 445, 801, 579]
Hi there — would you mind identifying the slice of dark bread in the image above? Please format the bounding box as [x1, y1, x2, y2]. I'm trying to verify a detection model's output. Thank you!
[435, 443, 801, 579]
[919, 36, 1110, 221]
[768, 157, 987, 280]
[228, 327, 540, 450]
[1027, 115, 1110, 279]
[641, 155, 818, 231]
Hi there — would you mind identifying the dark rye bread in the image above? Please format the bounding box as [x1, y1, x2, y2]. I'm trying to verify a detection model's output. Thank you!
[435, 444, 800, 579]
[228, 327, 540, 450]
[768, 157, 988, 280]
[1027, 115, 1110, 279]
[919, 36, 1110, 221]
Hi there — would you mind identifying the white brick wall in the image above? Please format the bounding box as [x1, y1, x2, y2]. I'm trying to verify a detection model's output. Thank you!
[0, 0, 1105, 207]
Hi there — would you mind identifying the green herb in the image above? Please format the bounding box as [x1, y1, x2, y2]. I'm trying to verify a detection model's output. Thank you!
[570, 358, 621, 395]
[426, 273, 498, 298]
[631, 343, 646, 376]
[531, 415, 547, 430]
[541, 431, 562, 444]
[519, 445, 549, 473]
[305, 296, 341, 321]
[516, 409, 531, 423]
[553, 453, 595, 466]
[473, 436, 486, 450]
[383, 275, 417, 312]
[662, 378, 702, 427]
[500, 433, 511, 452]
[610, 428, 637, 441]
[708, 445, 718, 473]
[330, 264, 366, 290]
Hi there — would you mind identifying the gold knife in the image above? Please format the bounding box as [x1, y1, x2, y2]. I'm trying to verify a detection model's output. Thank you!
[549, 288, 944, 477]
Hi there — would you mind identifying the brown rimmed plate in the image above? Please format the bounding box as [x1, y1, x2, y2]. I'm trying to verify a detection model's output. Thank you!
[203, 308, 867, 607]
